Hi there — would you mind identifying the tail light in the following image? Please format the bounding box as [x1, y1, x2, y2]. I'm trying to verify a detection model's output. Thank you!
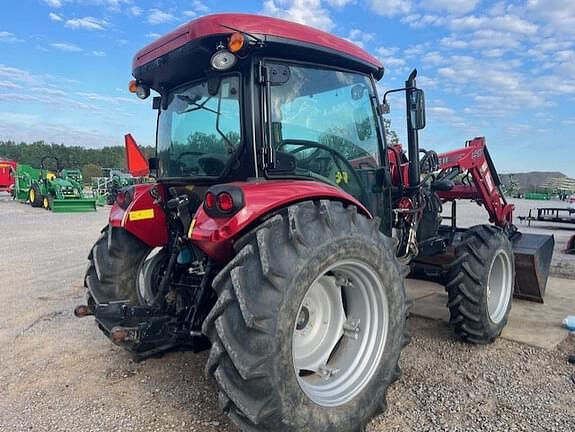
[203, 186, 244, 217]
[205, 191, 215, 209]
[216, 192, 234, 212]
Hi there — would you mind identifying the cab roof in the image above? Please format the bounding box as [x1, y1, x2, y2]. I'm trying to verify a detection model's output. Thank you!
[133, 13, 384, 81]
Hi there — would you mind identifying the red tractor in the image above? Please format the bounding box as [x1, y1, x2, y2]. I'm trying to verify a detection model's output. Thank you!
[76, 14, 554, 432]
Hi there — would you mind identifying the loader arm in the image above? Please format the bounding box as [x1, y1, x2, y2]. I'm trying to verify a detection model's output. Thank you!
[435, 137, 514, 228]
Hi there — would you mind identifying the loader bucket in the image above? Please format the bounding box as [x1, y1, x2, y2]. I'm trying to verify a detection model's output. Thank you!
[511, 232, 554, 303]
[50, 198, 97, 213]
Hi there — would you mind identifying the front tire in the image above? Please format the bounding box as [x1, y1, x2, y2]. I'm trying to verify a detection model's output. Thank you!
[202, 201, 409, 431]
[446, 224, 514, 343]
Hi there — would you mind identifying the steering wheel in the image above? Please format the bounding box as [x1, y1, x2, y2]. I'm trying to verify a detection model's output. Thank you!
[278, 139, 369, 201]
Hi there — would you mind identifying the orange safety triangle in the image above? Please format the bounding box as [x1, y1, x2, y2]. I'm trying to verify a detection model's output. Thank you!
[124, 133, 150, 177]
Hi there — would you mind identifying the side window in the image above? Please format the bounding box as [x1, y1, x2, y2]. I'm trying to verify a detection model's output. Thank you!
[268, 65, 381, 203]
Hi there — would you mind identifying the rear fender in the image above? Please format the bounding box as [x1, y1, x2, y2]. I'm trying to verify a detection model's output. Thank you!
[189, 180, 371, 262]
[109, 183, 168, 247]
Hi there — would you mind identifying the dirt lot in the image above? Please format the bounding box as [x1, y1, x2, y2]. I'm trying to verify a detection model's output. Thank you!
[0, 195, 574, 432]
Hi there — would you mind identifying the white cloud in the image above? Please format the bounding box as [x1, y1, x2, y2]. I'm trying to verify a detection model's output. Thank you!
[128, 6, 142, 17]
[401, 14, 445, 28]
[0, 81, 22, 89]
[0, 32, 24, 43]
[147, 8, 177, 25]
[43, 0, 62, 7]
[50, 42, 83, 52]
[526, 0, 575, 35]
[449, 14, 538, 35]
[92, 50, 106, 56]
[76, 92, 141, 105]
[49, 12, 63, 22]
[31, 87, 68, 97]
[367, 0, 411, 17]
[325, 0, 354, 6]
[65, 17, 108, 31]
[429, 106, 456, 116]
[422, 0, 479, 15]
[145, 33, 162, 39]
[377, 46, 399, 57]
[421, 51, 446, 66]
[0, 65, 37, 84]
[261, 0, 334, 32]
[346, 29, 375, 48]
[191, 0, 210, 13]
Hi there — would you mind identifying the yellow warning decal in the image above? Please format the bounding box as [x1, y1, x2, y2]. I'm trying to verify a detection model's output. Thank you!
[187, 218, 196, 238]
[129, 208, 155, 221]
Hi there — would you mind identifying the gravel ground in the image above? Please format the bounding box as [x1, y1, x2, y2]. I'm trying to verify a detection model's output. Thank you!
[0, 195, 574, 432]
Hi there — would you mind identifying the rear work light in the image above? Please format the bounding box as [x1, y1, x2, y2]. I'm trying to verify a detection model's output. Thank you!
[203, 186, 244, 217]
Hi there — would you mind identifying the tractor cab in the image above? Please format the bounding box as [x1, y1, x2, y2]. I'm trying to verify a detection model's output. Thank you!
[130, 13, 394, 229]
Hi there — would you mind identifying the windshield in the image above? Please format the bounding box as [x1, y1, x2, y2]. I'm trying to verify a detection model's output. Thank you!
[267, 64, 381, 197]
[157, 75, 241, 178]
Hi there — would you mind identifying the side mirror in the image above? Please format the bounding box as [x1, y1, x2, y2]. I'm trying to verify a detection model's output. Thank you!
[380, 100, 390, 114]
[409, 89, 426, 130]
[148, 157, 158, 170]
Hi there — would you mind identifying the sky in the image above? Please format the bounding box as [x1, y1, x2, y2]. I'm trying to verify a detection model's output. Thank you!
[0, 0, 574, 175]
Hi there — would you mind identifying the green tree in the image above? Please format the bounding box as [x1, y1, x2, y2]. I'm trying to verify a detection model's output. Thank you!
[82, 163, 103, 183]
[383, 118, 400, 145]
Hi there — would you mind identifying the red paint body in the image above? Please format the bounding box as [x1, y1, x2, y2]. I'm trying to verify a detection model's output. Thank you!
[387, 145, 410, 188]
[436, 137, 514, 226]
[387, 138, 513, 227]
[0, 159, 16, 193]
[110, 179, 368, 259]
[190, 180, 371, 261]
[109, 183, 168, 247]
[133, 13, 382, 74]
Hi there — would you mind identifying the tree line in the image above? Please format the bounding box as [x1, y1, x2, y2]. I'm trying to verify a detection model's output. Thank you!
[0, 140, 155, 181]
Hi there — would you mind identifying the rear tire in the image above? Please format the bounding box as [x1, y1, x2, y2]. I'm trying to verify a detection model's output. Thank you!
[84, 226, 152, 304]
[446, 224, 514, 343]
[202, 201, 409, 432]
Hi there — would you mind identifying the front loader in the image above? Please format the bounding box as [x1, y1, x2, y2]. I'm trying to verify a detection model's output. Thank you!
[76, 13, 554, 432]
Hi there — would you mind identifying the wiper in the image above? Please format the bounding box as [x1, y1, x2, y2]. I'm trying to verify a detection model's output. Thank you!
[177, 95, 219, 115]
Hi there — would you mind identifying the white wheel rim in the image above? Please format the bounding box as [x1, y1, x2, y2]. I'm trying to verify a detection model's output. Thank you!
[292, 259, 389, 407]
[487, 249, 513, 324]
[137, 248, 164, 304]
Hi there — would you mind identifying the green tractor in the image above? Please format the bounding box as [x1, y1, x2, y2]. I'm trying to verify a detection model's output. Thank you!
[91, 168, 135, 206]
[18, 156, 97, 213]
